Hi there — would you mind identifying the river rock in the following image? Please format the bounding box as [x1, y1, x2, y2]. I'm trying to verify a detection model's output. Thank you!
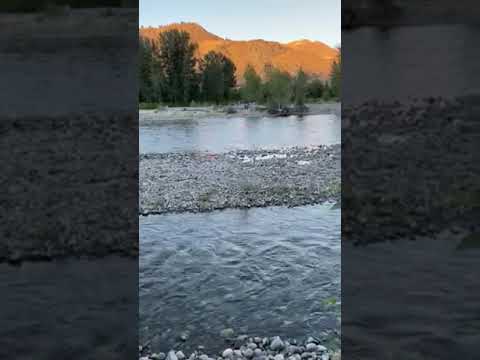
[150, 353, 166, 360]
[167, 351, 179, 360]
[317, 346, 327, 353]
[270, 337, 285, 351]
[254, 348, 264, 357]
[221, 328, 235, 338]
[305, 344, 317, 352]
[222, 348, 234, 358]
[176, 351, 186, 360]
[243, 348, 254, 358]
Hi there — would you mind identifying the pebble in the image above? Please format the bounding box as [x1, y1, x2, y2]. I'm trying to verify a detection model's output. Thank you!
[222, 348, 234, 358]
[243, 348, 254, 358]
[139, 334, 338, 360]
[270, 337, 285, 351]
[220, 328, 235, 338]
[167, 351, 178, 360]
[150, 353, 166, 360]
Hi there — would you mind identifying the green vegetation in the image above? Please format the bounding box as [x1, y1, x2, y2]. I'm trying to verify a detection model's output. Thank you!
[139, 30, 341, 107]
[200, 51, 237, 104]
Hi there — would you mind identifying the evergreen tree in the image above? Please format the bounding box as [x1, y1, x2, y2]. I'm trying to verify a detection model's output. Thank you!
[264, 66, 292, 110]
[292, 69, 308, 107]
[200, 51, 225, 104]
[329, 46, 341, 99]
[306, 78, 325, 100]
[200, 51, 237, 104]
[139, 37, 154, 102]
[241, 64, 262, 103]
[155, 29, 199, 105]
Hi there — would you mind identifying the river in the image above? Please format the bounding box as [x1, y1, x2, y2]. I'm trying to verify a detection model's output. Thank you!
[139, 112, 341, 353]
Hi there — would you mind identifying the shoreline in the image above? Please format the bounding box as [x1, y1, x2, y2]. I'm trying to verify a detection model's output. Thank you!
[139, 335, 340, 360]
[140, 145, 340, 216]
[139, 103, 340, 125]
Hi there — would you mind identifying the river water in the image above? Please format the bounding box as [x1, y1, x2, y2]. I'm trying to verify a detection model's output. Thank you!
[140, 114, 340, 154]
[139, 113, 341, 352]
[140, 204, 340, 352]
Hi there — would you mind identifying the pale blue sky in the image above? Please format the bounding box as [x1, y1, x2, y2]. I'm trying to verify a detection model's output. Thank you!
[139, 0, 340, 47]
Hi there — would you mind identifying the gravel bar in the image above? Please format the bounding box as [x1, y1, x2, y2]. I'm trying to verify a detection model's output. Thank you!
[140, 145, 340, 215]
[139, 335, 340, 360]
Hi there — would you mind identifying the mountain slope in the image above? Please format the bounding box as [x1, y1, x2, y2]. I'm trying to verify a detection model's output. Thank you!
[139, 22, 338, 81]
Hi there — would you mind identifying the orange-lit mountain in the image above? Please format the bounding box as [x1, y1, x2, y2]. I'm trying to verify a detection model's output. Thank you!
[139, 23, 338, 81]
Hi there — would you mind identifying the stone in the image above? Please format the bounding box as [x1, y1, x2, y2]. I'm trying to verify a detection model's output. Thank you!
[243, 348, 254, 358]
[270, 337, 285, 352]
[254, 349, 264, 357]
[247, 343, 258, 350]
[317, 346, 327, 353]
[222, 348, 234, 358]
[305, 344, 317, 352]
[150, 353, 166, 360]
[274, 355, 284, 360]
[176, 351, 186, 360]
[221, 328, 235, 338]
[167, 351, 179, 360]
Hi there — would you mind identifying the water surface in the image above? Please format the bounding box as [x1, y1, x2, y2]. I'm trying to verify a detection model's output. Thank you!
[140, 114, 340, 154]
[139, 204, 340, 352]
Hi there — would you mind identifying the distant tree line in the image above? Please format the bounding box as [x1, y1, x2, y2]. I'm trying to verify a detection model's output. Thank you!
[140, 29, 341, 108]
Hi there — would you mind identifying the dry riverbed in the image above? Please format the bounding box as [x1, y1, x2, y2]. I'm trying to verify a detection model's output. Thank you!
[140, 145, 340, 215]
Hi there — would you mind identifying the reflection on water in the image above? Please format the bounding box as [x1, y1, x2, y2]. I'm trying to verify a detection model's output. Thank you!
[139, 204, 340, 352]
[140, 114, 340, 153]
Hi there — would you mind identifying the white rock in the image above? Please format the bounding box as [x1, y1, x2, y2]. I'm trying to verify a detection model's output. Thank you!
[222, 348, 234, 358]
[270, 337, 285, 351]
[297, 160, 310, 165]
[317, 346, 327, 353]
[167, 351, 178, 360]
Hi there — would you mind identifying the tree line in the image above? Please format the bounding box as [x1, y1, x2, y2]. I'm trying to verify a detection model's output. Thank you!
[139, 29, 341, 108]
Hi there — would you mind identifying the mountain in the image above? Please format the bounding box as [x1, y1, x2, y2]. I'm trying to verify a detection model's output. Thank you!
[139, 22, 338, 81]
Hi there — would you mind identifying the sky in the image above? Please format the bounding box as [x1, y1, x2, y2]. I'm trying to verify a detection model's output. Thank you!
[139, 0, 341, 47]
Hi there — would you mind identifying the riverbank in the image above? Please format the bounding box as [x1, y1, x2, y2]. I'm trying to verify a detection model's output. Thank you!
[140, 145, 340, 215]
[139, 103, 340, 125]
[139, 335, 340, 360]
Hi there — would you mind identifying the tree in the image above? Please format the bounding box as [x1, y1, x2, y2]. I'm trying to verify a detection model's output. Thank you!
[155, 29, 199, 105]
[200, 51, 237, 104]
[306, 78, 325, 99]
[291, 69, 308, 107]
[263, 65, 292, 110]
[240, 64, 262, 102]
[329, 46, 341, 99]
[200, 51, 225, 104]
[139, 37, 154, 102]
[222, 55, 236, 99]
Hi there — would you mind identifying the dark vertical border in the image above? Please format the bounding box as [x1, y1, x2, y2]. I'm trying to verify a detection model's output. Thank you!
[342, 1, 480, 359]
[0, 3, 139, 359]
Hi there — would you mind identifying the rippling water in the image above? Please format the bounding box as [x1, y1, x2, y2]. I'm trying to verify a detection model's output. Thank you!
[139, 204, 340, 352]
[140, 114, 340, 153]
